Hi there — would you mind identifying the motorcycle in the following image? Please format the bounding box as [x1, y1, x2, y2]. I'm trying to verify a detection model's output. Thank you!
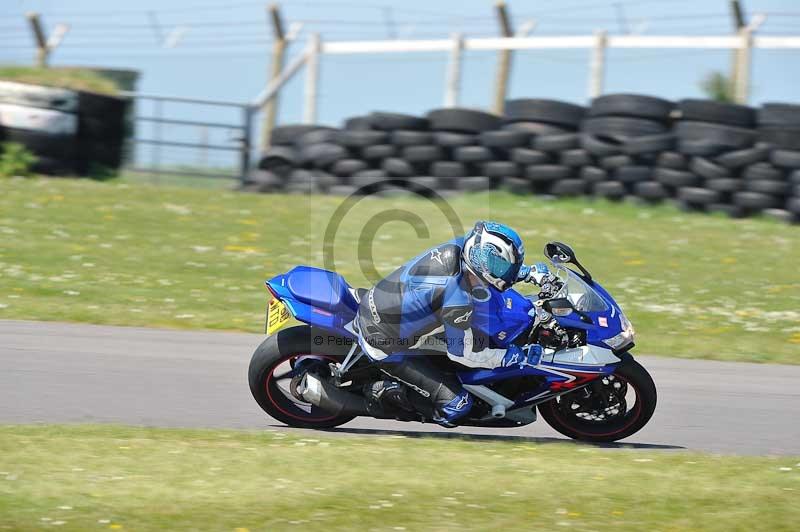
[248, 241, 656, 443]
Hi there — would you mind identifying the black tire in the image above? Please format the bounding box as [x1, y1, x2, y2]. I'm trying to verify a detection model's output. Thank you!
[654, 167, 701, 188]
[533, 133, 580, 152]
[716, 145, 769, 170]
[271, 124, 326, 146]
[432, 131, 477, 147]
[733, 191, 780, 210]
[675, 121, 756, 149]
[336, 130, 389, 148]
[678, 187, 721, 205]
[503, 99, 585, 128]
[770, 149, 800, 169]
[589, 94, 673, 122]
[510, 148, 551, 165]
[352, 169, 389, 188]
[299, 142, 348, 168]
[592, 180, 626, 200]
[656, 151, 688, 170]
[427, 108, 501, 133]
[615, 166, 651, 184]
[382, 157, 415, 177]
[456, 176, 491, 192]
[406, 176, 439, 192]
[313, 171, 339, 191]
[391, 130, 434, 146]
[538, 354, 657, 443]
[690, 157, 730, 180]
[634, 181, 668, 201]
[600, 154, 633, 170]
[580, 133, 624, 156]
[258, 146, 297, 171]
[677, 139, 729, 157]
[758, 103, 800, 127]
[706, 177, 744, 193]
[762, 208, 797, 224]
[483, 161, 522, 178]
[294, 128, 339, 147]
[582, 116, 668, 141]
[787, 197, 800, 215]
[501, 177, 532, 195]
[580, 166, 608, 183]
[502, 121, 571, 136]
[791, 170, 800, 185]
[454, 145, 493, 163]
[550, 178, 587, 197]
[559, 148, 593, 167]
[479, 129, 531, 149]
[676, 99, 755, 128]
[331, 158, 368, 178]
[362, 144, 397, 161]
[368, 111, 429, 131]
[759, 127, 800, 150]
[403, 145, 444, 163]
[432, 161, 468, 178]
[343, 116, 373, 130]
[743, 162, 783, 181]
[249, 326, 355, 429]
[525, 164, 572, 182]
[623, 133, 675, 155]
[745, 179, 791, 196]
[245, 169, 283, 191]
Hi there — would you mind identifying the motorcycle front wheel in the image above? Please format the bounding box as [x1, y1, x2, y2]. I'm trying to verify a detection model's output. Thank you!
[538, 353, 657, 443]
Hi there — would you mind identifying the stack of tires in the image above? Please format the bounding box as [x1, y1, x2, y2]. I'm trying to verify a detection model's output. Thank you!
[579, 94, 674, 202]
[0, 80, 128, 175]
[244, 94, 800, 224]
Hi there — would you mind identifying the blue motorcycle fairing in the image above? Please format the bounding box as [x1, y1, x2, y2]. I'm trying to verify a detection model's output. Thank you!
[266, 266, 358, 336]
[470, 286, 533, 348]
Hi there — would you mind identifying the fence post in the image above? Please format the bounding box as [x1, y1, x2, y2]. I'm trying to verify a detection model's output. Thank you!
[444, 33, 463, 108]
[588, 30, 607, 100]
[734, 27, 753, 104]
[492, 1, 514, 114]
[303, 33, 321, 124]
[26, 13, 48, 67]
[240, 106, 255, 183]
[260, 3, 286, 152]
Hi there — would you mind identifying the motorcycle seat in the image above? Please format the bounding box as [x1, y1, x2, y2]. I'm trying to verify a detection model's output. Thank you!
[284, 266, 358, 313]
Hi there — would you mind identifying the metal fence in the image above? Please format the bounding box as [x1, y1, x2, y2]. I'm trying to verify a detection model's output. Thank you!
[120, 91, 254, 182]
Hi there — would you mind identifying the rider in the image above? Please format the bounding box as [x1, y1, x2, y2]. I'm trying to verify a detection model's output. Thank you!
[355, 220, 563, 427]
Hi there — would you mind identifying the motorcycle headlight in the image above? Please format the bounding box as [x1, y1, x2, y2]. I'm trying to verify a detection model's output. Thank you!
[604, 312, 635, 350]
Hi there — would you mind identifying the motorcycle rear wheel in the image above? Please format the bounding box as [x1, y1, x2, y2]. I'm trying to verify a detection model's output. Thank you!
[538, 353, 657, 443]
[248, 325, 356, 429]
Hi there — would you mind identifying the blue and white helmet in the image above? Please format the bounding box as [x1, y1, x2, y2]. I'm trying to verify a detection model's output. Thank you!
[462, 221, 525, 291]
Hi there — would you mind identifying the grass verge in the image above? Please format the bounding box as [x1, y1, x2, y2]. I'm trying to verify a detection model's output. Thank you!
[0, 177, 798, 364]
[0, 425, 798, 531]
[0, 67, 120, 95]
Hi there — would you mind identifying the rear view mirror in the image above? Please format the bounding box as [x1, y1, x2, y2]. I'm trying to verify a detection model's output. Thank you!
[544, 241, 576, 264]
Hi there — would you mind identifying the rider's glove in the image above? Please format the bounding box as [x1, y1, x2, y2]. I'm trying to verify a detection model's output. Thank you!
[519, 262, 562, 298]
[500, 344, 542, 369]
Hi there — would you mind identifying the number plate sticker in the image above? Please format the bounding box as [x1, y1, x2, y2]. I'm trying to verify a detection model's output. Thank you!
[266, 298, 292, 335]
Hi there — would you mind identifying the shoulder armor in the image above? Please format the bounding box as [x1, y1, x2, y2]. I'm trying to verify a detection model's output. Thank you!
[441, 304, 474, 330]
[408, 243, 462, 278]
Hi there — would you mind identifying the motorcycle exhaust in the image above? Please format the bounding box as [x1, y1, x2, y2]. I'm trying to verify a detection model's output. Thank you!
[298, 373, 370, 417]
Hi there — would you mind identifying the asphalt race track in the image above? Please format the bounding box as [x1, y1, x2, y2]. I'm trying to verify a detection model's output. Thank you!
[1, 320, 798, 455]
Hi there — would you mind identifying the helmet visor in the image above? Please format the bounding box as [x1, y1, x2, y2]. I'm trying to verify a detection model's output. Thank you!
[485, 253, 521, 286]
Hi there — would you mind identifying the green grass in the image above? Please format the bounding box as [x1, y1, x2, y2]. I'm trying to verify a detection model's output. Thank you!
[0, 67, 120, 95]
[0, 425, 797, 531]
[0, 177, 798, 364]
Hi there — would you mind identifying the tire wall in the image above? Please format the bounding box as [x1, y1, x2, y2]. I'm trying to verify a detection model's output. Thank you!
[0, 80, 130, 175]
[248, 96, 800, 223]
